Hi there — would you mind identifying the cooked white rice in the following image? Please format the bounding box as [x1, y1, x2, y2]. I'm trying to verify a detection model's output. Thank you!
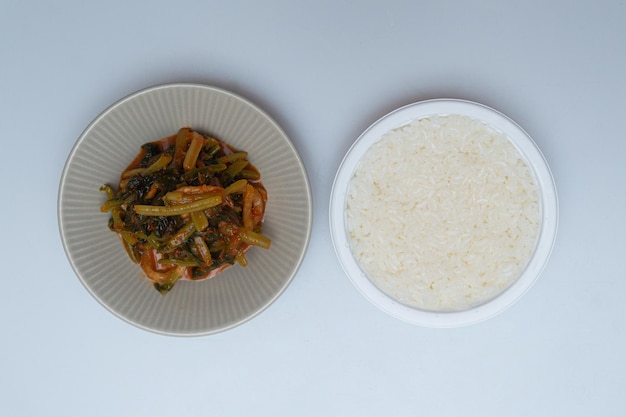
[346, 114, 540, 311]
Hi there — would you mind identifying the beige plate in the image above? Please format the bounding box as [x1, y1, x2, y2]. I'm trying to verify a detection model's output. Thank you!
[59, 83, 312, 336]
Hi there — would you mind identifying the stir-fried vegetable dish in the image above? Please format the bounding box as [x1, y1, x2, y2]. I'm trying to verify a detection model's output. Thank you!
[100, 127, 270, 294]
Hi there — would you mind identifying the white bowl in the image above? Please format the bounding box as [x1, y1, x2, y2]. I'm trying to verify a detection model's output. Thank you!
[59, 83, 313, 336]
[330, 99, 558, 327]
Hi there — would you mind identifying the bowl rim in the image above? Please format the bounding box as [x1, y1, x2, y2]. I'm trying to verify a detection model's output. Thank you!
[329, 98, 558, 328]
[58, 82, 313, 336]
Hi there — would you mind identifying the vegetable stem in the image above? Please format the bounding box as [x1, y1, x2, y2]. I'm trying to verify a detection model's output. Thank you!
[191, 210, 209, 231]
[161, 221, 196, 253]
[171, 127, 190, 167]
[134, 195, 222, 216]
[192, 236, 212, 266]
[218, 152, 248, 164]
[240, 229, 271, 249]
[223, 179, 248, 195]
[144, 153, 173, 174]
[183, 132, 205, 171]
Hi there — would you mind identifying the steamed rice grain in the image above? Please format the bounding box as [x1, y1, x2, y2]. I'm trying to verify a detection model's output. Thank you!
[346, 114, 540, 311]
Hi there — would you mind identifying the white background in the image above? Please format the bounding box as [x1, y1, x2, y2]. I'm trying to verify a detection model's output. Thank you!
[2, 1, 625, 416]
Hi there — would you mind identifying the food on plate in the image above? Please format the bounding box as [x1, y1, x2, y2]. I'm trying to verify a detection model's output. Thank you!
[100, 127, 270, 294]
[346, 114, 540, 311]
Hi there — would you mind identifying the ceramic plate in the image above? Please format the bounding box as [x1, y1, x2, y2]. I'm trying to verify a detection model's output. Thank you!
[59, 83, 312, 336]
